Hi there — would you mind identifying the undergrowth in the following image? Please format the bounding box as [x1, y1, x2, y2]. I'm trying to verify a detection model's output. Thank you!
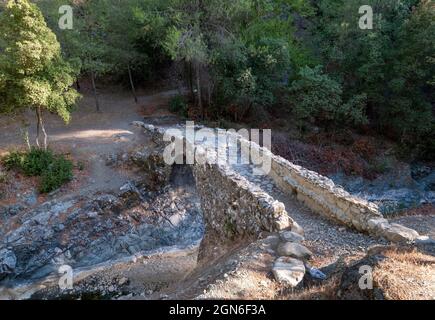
[2, 148, 73, 193]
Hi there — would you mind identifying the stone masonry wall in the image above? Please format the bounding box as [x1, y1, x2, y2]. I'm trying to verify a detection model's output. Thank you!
[194, 162, 292, 240]
[238, 137, 423, 243]
[132, 122, 293, 244]
[133, 122, 423, 244]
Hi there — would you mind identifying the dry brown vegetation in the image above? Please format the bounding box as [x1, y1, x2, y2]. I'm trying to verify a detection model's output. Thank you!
[373, 248, 435, 300]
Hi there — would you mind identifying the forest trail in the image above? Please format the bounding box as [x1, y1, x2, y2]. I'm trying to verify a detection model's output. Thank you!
[0, 88, 180, 198]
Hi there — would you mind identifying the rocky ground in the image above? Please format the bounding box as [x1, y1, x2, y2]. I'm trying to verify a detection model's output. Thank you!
[154, 233, 434, 300]
[0, 88, 205, 299]
[0, 154, 203, 297]
[330, 163, 435, 215]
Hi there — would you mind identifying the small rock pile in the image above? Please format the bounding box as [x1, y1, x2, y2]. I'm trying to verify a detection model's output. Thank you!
[271, 223, 314, 287]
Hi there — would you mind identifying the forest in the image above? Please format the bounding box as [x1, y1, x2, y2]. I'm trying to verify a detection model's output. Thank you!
[0, 0, 433, 159]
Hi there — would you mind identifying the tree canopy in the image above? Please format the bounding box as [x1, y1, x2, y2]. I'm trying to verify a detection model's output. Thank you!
[0, 0, 80, 149]
[1, 0, 434, 158]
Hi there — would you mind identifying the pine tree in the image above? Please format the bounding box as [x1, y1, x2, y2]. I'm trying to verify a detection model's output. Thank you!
[0, 0, 80, 149]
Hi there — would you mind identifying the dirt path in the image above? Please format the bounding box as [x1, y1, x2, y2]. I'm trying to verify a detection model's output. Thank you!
[0, 87, 179, 199]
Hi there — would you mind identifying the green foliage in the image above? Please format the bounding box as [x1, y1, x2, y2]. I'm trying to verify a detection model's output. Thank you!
[19, 0, 434, 159]
[289, 66, 368, 127]
[21, 148, 55, 176]
[169, 95, 188, 117]
[311, 0, 434, 158]
[39, 155, 73, 193]
[3, 151, 26, 171]
[211, 36, 294, 116]
[0, 0, 80, 120]
[3, 148, 73, 193]
[157, 0, 315, 118]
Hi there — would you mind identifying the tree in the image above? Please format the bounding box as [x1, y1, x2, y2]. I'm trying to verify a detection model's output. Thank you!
[0, 0, 80, 150]
[311, 0, 434, 158]
[159, 0, 314, 120]
[165, 25, 209, 118]
[289, 66, 367, 130]
[38, 0, 114, 112]
[103, 0, 149, 103]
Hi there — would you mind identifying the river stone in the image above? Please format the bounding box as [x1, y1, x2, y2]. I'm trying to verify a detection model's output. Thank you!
[0, 249, 17, 280]
[381, 223, 420, 243]
[415, 235, 435, 245]
[272, 257, 305, 287]
[279, 231, 304, 243]
[367, 218, 390, 236]
[277, 242, 312, 260]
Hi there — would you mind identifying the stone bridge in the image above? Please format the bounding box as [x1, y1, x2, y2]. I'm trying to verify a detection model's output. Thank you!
[133, 121, 423, 246]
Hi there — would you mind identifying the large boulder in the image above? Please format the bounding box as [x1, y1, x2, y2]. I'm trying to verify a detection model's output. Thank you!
[279, 231, 304, 243]
[272, 257, 306, 287]
[382, 223, 420, 243]
[277, 242, 312, 260]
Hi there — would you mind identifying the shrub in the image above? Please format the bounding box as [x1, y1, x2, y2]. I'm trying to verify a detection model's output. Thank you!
[40, 155, 73, 193]
[169, 95, 188, 117]
[22, 148, 55, 176]
[2, 148, 73, 193]
[288, 66, 368, 129]
[3, 150, 26, 170]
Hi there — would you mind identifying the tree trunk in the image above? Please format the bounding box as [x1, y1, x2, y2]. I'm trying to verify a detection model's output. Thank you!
[21, 128, 31, 151]
[127, 64, 138, 104]
[188, 62, 194, 102]
[36, 106, 48, 150]
[207, 81, 212, 109]
[35, 108, 40, 149]
[196, 65, 203, 120]
[76, 79, 81, 91]
[91, 71, 100, 112]
[20, 116, 31, 151]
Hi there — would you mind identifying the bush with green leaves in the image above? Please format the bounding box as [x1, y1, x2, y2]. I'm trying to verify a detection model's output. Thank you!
[23, 149, 55, 176]
[211, 37, 295, 120]
[169, 95, 188, 117]
[288, 66, 368, 129]
[39, 155, 73, 193]
[2, 148, 73, 193]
